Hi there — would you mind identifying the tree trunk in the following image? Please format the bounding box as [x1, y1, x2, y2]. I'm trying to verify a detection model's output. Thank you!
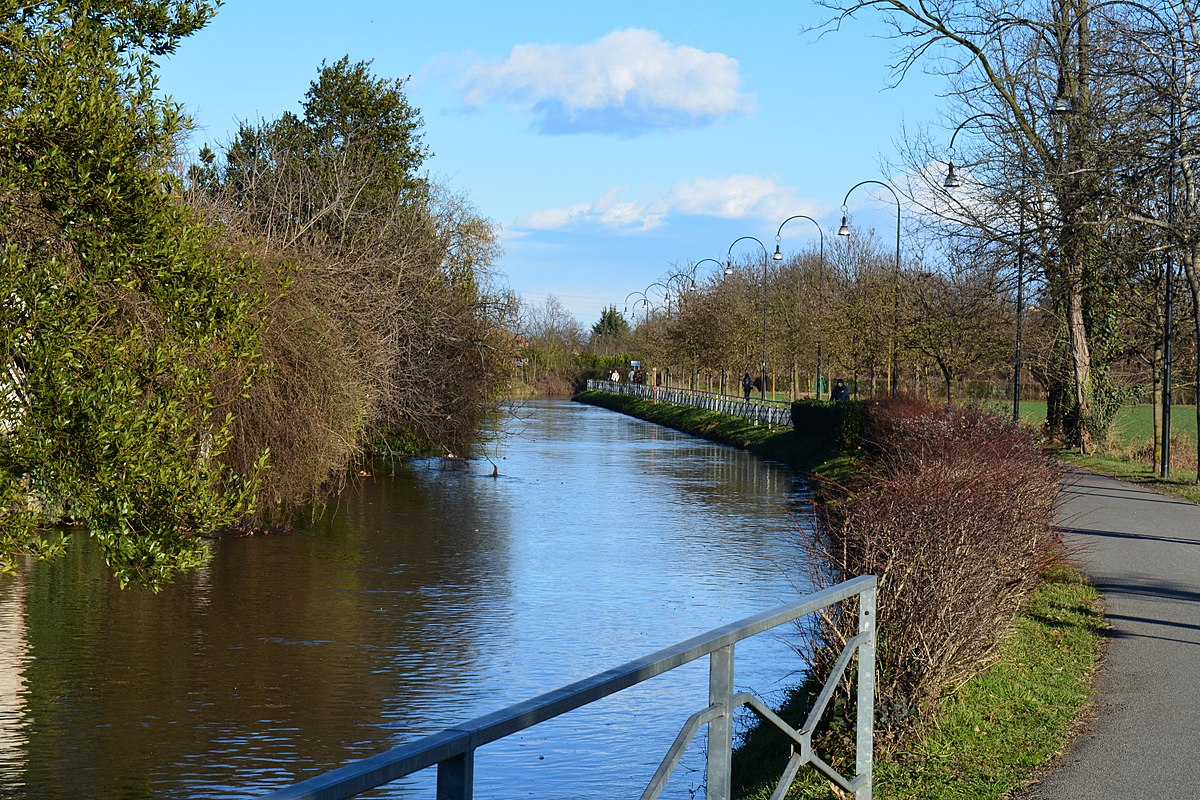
[1066, 281, 1094, 452]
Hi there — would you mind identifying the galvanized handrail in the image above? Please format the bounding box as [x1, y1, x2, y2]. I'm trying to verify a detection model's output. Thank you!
[257, 575, 877, 800]
[585, 379, 794, 428]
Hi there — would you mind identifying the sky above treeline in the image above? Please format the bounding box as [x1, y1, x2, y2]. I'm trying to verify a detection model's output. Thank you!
[157, 1, 949, 328]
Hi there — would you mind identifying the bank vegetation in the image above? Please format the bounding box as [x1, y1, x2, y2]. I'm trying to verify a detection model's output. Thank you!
[575, 390, 1103, 799]
[0, 4, 515, 588]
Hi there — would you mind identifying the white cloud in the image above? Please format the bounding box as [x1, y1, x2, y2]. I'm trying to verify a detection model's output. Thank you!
[459, 28, 754, 135]
[670, 175, 802, 221]
[523, 187, 667, 232]
[518, 175, 816, 233]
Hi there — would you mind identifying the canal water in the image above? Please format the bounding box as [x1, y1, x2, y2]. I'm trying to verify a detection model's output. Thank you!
[0, 399, 816, 799]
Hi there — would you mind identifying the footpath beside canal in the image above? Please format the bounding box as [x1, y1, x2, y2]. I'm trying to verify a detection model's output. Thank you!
[1022, 470, 1200, 797]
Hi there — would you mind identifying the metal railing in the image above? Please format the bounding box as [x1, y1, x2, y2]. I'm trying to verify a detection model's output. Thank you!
[585, 380, 794, 428]
[257, 576, 877, 800]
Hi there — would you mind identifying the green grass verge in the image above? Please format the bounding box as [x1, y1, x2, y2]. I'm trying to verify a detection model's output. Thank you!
[872, 564, 1103, 799]
[573, 390, 833, 471]
[734, 565, 1104, 800]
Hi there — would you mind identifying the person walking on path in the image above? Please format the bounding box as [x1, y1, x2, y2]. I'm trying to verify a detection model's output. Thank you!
[742, 372, 753, 402]
[1022, 470, 1200, 797]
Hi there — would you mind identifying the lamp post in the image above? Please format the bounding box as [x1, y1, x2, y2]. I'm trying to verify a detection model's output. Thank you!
[691, 257, 735, 284]
[774, 215, 826, 399]
[944, 112, 1028, 423]
[838, 180, 902, 395]
[1051, 0, 1179, 475]
[643, 281, 675, 389]
[727, 236, 771, 401]
[688, 258, 734, 393]
[623, 290, 650, 325]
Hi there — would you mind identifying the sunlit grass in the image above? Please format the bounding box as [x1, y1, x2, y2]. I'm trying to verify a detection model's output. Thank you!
[734, 567, 1104, 800]
[1004, 399, 1200, 501]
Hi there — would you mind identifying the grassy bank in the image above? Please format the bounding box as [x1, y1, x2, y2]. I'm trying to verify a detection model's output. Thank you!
[733, 566, 1103, 800]
[575, 390, 1105, 800]
[572, 390, 833, 471]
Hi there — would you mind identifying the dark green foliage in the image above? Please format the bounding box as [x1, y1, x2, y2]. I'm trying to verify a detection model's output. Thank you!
[790, 399, 866, 453]
[0, 1, 264, 588]
[590, 304, 630, 340]
[573, 351, 634, 386]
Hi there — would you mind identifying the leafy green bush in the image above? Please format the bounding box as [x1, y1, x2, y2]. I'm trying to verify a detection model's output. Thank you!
[0, 3, 266, 588]
[790, 399, 866, 453]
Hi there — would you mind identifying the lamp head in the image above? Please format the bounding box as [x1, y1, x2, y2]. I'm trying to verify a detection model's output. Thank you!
[943, 162, 962, 189]
[1051, 94, 1075, 115]
[837, 215, 851, 237]
[772, 244, 783, 261]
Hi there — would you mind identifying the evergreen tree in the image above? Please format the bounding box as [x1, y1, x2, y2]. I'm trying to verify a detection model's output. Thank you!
[590, 304, 631, 352]
[0, 2, 265, 588]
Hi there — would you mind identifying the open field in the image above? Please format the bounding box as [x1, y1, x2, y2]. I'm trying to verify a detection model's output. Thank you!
[1011, 400, 1200, 503]
[1014, 400, 1199, 450]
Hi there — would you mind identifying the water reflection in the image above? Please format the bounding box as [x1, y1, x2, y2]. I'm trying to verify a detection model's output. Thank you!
[0, 399, 813, 799]
[0, 576, 28, 798]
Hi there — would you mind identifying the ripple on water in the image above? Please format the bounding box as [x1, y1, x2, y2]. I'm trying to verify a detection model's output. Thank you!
[0, 399, 816, 799]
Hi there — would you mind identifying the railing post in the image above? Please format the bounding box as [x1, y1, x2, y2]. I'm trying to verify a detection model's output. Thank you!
[437, 751, 474, 800]
[856, 585, 876, 800]
[706, 644, 734, 800]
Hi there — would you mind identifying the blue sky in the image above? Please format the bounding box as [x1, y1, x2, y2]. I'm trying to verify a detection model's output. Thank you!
[156, 1, 948, 328]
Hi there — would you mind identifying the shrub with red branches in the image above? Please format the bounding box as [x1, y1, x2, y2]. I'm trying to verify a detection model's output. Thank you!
[807, 395, 1063, 746]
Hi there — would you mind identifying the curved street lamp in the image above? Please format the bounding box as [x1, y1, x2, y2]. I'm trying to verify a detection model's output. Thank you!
[727, 236, 771, 401]
[1051, 0, 1179, 475]
[623, 290, 650, 323]
[774, 215, 827, 399]
[644, 281, 674, 317]
[838, 180, 902, 395]
[944, 112, 1029, 424]
[685, 258, 735, 393]
[690, 257, 734, 285]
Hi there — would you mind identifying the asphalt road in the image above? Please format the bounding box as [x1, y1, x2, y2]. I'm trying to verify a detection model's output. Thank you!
[1022, 470, 1200, 798]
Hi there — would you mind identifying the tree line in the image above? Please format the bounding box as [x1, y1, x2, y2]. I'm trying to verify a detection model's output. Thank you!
[806, 0, 1200, 468]
[587, 0, 1200, 480]
[0, 2, 514, 587]
[608, 242, 1022, 405]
